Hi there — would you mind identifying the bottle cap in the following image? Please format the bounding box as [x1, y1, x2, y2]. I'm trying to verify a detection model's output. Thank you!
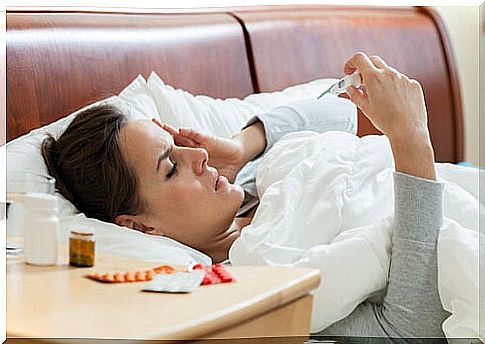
[70, 225, 95, 236]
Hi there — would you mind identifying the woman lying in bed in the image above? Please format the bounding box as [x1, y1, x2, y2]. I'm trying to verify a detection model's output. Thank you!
[41, 53, 450, 339]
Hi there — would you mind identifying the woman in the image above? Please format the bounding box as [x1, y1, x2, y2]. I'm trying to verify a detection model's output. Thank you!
[42, 53, 449, 339]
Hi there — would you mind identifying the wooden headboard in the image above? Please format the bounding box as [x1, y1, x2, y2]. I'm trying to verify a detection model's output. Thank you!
[6, 5, 463, 162]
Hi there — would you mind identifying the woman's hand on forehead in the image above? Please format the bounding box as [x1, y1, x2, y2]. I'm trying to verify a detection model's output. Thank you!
[151, 118, 245, 183]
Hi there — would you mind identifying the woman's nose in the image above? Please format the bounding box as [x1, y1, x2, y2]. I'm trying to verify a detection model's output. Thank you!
[191, 148, 208, 175]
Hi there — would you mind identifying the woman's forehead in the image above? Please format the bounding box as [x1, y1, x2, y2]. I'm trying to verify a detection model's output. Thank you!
[129, 119, 173, 145]
[120, 119, 173, 163]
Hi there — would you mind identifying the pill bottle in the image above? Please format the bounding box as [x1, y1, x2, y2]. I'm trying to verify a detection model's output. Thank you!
[69, 227, 95, 267]
[23, 193, 59, 266]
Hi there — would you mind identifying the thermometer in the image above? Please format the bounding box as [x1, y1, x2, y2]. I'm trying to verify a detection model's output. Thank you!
[317, 72, 362, 99]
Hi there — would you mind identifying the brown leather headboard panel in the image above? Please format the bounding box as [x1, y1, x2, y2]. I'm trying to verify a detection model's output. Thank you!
[7, 6, 463, 163]
[7, 12, 254, 141]
[232, 6, 463, 162]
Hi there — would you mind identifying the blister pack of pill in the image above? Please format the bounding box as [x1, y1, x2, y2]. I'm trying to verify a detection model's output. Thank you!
[143, 270, 205, 293]
[85, 263, 235, 291]
[86, 265, 176, 283]
[190, 263, 235, 285]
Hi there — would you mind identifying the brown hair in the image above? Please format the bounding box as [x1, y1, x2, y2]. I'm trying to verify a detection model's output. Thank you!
[41, 104, 143, 222]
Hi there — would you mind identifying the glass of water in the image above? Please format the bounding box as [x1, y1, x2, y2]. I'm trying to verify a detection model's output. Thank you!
[6, 172, 56, 255]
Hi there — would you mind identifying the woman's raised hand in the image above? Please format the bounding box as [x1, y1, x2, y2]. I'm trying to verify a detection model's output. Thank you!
[343, 53, 429, 141]
[152, 119, 244, 183]
[343, 52, 436, 180]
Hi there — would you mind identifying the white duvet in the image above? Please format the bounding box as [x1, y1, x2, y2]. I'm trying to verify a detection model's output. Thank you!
[229, 131, 481, 339]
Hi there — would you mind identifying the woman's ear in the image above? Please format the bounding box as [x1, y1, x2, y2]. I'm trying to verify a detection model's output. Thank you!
[114, 214, 161, 235]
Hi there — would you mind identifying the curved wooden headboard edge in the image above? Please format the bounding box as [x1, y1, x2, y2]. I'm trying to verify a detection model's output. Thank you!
[417, 6, 464, 162]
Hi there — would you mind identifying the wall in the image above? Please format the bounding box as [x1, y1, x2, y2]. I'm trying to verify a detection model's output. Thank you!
[480, 3, 484, 169]
[434, 6, 479, 165]
[479, 2, 484, 338]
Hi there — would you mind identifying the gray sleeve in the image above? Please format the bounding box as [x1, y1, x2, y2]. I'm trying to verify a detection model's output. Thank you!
[243, 97, 357, 156]
[235, 97, 357, 197]
[313, 172, 449, 339]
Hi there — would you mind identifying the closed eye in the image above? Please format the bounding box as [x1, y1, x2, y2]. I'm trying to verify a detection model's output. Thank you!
[166, 162, 177, 178]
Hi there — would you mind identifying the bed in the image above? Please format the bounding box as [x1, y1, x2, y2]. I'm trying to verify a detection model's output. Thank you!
[7, 5, 479, 341]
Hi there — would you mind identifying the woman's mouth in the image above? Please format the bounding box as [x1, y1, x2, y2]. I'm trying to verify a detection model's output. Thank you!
[215, 175, 228, 191]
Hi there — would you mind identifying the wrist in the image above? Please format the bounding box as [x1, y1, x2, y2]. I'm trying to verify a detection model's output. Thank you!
[387, 122, 429, 143]
[389, 131, 436, 181]
[233, 121, 267, 168]
[389, 128, 433, 154]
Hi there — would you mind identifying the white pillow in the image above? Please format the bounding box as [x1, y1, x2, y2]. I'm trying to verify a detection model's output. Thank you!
[147, 71, 338, 138]
[7, 75, 211, 266]
[7, 75, 157, 179]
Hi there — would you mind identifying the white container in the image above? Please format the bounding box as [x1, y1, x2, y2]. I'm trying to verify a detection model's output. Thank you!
[23, 193, 59, 266]
[6, 173, 55, 238]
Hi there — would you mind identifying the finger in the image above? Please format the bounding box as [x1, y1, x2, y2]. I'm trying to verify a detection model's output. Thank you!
[369, 55, 388, 69]
[151, 118, 179, 136]
[151, 118, 163, 128]
[409, 78, 422, 90]
[162, 123, 179, 136]
[162, 123, 178, 133]
[174, 135, 199, 148]
[179, 128, 206, 142]
[399, 70, 414, 81]
[343, 52, 379, 76]
[347, 85, 368, 110]
[369, 56, 402, 76]
[338, 93, 350, 100]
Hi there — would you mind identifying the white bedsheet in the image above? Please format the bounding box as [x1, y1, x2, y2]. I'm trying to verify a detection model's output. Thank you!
[229, 131, 481, 338]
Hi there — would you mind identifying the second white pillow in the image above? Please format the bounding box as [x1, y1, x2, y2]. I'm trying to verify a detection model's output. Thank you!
[147, 71, 338, 138]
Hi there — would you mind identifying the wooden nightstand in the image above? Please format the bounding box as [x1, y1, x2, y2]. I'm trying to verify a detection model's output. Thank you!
[7, 249, 320, 342]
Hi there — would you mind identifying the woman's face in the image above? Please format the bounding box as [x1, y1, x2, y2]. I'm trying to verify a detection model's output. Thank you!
[116, 119, 244, 251]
